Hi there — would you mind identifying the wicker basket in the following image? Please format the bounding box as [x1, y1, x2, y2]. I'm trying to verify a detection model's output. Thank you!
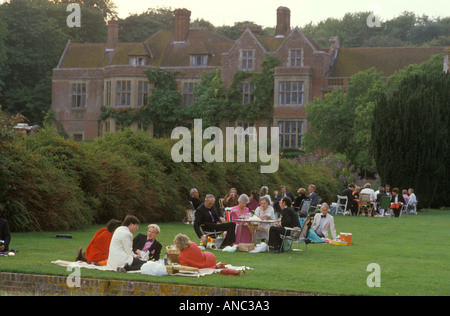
[166, 245, 180, 264]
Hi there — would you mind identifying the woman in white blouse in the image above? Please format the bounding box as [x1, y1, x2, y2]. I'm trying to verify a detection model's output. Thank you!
[254, 196, 275, 241]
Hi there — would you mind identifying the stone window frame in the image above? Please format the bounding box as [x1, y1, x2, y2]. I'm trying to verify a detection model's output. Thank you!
[116, 80, 131, 107]
[239, 81, 255, 104]
[275, 120, 303, 149]
[104, 81, 112, 107]
[137, 80, 149, 107]
[288, 48, 304, 67]
[274, 75, 310, 107]
[181, 79, 199, 106]
[240, 49, 255, 71]
[71, 82, 87, 109]
[278, 81, 304, 106]
[129, 56, 146, 66]
[234, 121, 257, 144]
[190, 54, 208, 66]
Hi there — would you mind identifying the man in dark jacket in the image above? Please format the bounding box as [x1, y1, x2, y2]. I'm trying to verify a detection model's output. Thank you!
[268, 197, 300, 253]
[193, 194, 236, 249]
[132, 224, 162, 261]
[0, 205, 11, 252]
[274, 185, 295, 214]
[342, 183, 358, 216]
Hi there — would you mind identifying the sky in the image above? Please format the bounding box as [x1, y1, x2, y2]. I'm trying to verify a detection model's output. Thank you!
[113, 0, 449, 27]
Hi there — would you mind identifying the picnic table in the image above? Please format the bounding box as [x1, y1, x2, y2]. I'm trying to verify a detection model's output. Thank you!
[234, 217, 278, 244]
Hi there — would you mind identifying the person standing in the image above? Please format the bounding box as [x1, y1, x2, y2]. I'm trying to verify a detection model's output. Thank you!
[342, 183, 358, 216]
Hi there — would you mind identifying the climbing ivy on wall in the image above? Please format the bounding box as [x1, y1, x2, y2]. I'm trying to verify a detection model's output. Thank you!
[100, 55, 279, 133]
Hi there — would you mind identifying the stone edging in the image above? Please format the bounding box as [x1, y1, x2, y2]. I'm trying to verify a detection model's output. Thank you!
[0, 272, 314, 296]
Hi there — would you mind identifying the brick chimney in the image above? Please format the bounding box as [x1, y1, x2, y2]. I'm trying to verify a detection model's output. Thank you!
[275, 6, 291, 38]
[174, 8, 191, 43]
[106, 19, 119, 48]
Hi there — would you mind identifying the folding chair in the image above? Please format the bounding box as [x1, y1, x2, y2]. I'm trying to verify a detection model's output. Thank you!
[379, 195, 391, 217]
[300, 200, 311, 213]
[357, 193, 374, 216]
[280, 216, 312, 255]
[336, 195, 348, 216]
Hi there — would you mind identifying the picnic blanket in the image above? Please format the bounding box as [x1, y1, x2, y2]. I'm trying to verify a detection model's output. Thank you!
[51, 260, 252, 277]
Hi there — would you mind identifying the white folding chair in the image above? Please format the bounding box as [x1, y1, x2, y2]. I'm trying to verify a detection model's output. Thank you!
[336, 195, 348, 216]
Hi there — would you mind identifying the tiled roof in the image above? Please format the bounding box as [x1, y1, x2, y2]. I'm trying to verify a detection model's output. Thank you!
[58, 28, 233, 69]
[330, 46, 446, 77]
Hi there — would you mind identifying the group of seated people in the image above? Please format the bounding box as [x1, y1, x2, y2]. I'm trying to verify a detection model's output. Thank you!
[76, 216, 163, 272]
[190, 185, 337, 253]
[341, 183, 418, 217]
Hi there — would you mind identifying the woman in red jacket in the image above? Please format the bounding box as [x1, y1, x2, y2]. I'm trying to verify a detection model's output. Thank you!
[77, 219, 121, 265]
[174, 234, 216, 269]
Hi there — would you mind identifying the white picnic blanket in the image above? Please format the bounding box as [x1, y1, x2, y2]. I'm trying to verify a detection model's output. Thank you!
[51, 260, 252, 277]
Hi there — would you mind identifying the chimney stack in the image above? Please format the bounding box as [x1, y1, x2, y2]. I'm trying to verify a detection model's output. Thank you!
[275, 7, 291, 38]
[174, 8, 191, 43]
[106, 19, 119, 48]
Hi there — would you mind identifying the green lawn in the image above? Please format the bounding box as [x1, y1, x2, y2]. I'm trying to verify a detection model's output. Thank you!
[1, 209, 449, 296]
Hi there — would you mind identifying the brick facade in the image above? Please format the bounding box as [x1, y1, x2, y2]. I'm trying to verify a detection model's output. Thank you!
[51, 7, 445, 149]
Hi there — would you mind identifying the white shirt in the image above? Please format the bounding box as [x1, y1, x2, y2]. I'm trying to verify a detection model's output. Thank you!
[360, 188, 376, 202]
[312, 213, 337, 240]
[107, 226, 135, 270]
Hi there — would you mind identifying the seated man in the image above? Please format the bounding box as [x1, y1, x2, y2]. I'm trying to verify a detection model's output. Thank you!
[390, 188, 405, 217]
[274, 185, 295, 214]
[312, 203, 337, 241]
[107, 215, 146, 272]
[306, 184, 319, 210]
[0, 205, 11, 253]
[189, 188, 202, 210]
[133, 224, 162, 261]
[194, 194, 236, 249]
[268, 196, 300, 253]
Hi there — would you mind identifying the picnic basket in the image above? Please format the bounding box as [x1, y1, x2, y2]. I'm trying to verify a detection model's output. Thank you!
[166, 245, 180, 264]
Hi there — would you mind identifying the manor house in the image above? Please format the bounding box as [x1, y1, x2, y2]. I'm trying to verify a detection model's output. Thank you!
[52, 7, 445, 149]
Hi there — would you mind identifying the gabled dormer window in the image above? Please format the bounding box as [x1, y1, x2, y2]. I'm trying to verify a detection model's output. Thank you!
[130, 56, 146, 66]
[240, 50, 254, 71]
[190, 55, 207, 66]
[289, 49, 303, 67]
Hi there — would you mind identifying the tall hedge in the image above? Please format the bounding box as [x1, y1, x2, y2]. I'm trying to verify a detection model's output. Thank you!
[1, 122, 340, 231]
[372, 72, 450, 208]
